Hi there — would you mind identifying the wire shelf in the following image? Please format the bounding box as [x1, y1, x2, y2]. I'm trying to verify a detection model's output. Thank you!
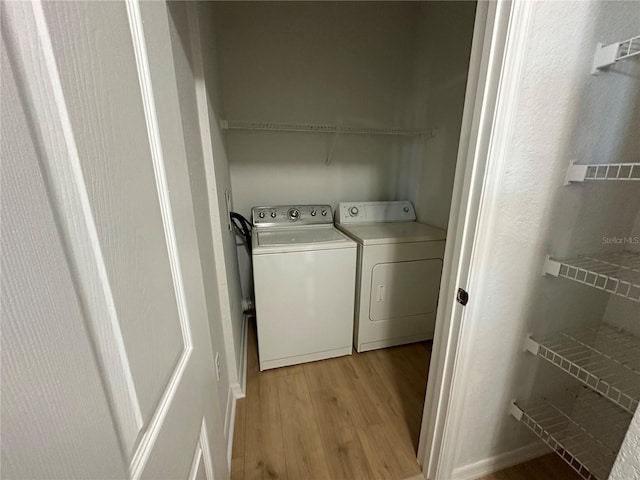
[566, 162, 640, 183]
[511, 387, 633, 480]
[526, 324, 640, 413]
[616, 35, 640, 63]
[219, 120, 428, 137]
[592, 34, 640, 74]
[544, 251, 640, 303]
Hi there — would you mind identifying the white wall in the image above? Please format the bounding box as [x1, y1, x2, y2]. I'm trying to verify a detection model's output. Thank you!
[213, 2, 422, 218]
[402, 2, 476, 230]
[211, 2, 476, 295]
[611, 406, 640, 480]
[603, 206, 640, 336]
[449, 1, 640, 474]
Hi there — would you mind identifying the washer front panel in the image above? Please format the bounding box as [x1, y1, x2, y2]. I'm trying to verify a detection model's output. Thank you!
[252, 204, 333, 228]
[252, 246, 356, 370]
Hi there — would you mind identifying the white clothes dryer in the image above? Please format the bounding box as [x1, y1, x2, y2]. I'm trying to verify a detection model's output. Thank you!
[335, 201, 446, 352]
[252, 204, 357, 370]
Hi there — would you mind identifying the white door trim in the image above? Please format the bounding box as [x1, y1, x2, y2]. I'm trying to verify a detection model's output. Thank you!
[417, 1, 535, 478]
[185, 1, 241, 390]
[438, 2, 535, 477]
[188, 418, 215, 480]
[3, 0, 143, 457]
[125, 1, 197, 477]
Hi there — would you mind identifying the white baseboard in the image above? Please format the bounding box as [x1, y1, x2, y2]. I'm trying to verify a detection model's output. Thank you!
[224, 315, 250, 468]
[225, 383, 245, 466]
[224, 387, 236, 467]
[238, 314, 248, 398]
[450, 442, 549, 480]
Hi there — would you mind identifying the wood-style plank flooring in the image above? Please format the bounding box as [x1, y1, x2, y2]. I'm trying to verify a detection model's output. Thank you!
[477, 454, 581, 480]
[231, 319, 583, 480]
[231, 319, 428, 480]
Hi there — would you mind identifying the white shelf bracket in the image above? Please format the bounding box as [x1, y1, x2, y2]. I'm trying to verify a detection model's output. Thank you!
[543, 255, 561, 277]
[509, 401, 524, 421]
[325, 131, 340, 166]
[592, 42, 621, 74]
[524, 335, 540, 355]
[564, 161, 588, 185]
[592, 35, 640, 74]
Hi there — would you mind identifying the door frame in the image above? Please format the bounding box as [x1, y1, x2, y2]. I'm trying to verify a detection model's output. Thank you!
[416, 1, 535, 478]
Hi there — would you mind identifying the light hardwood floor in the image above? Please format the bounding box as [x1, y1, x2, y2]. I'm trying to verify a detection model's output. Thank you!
[231, 319, 428, 480]
[231, 319, 581, 480]
[477, 454, 581, 480]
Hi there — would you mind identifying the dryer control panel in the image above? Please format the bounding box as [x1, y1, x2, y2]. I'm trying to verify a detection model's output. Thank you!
[335, 201, 416, 224]
[252, 205, 333, 228]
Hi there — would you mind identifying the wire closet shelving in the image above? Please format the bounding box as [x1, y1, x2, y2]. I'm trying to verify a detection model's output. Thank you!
[510, 387, 633, 480]
[592, 34, 640, 74]
[544, 251, 640, 303]
[220, 120, 429, 137]
[565, 162, 640, 183]
[525, 324, 640, 414]
[511, 30, 640, 480]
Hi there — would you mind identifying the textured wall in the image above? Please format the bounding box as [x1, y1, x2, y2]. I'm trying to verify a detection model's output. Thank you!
[210, 2, 475, 296]
[450, 0, 640, 473]
[611, 406, 640, 480]
[402, 2, 476, 230]
[213, 2, 420, 219]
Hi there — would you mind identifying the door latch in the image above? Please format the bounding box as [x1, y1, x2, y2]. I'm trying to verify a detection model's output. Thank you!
[456, 288, 469, 306]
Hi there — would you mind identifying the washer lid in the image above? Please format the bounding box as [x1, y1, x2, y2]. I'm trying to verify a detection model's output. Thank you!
[259, 227, 347, 246]
[337, 222, 446, 245]
[253, 226, 356, 254]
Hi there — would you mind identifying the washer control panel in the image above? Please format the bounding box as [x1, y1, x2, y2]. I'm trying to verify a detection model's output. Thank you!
[335, 200, 416, 224]
[252, 205, 333, 227]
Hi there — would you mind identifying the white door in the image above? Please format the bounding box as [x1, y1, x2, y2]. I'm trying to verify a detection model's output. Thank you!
[2, 1, 228, 478]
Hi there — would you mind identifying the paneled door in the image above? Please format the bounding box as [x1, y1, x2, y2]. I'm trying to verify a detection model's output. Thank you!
[2, 1, 228, 478]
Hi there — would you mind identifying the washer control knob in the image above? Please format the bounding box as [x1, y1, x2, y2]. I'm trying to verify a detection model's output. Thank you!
[288, 208, 300, 220]
[310, 210, 317, 216]
[321, 210, 327, 216]
[349, 206, 359, 216]
[258, 211, 265, 219]
[403, 206, 410, 213]
[270, 211, 277, 218]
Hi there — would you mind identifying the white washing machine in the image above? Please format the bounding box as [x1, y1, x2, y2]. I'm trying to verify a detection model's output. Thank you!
[252, 204, 357, 370]
[335, 200, 446, 352]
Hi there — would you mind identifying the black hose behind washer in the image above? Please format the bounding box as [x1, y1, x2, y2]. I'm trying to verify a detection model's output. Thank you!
[230, 211, 253, 256]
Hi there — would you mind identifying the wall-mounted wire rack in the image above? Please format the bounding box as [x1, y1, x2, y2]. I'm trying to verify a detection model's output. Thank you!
[544, 251, 640, 302]
[525, 324, 640, 413]
[220, 120, 429, 137]
[565, 161, 640, 184]
[592, 34, 640, 74]
[510, 387, 632, 480]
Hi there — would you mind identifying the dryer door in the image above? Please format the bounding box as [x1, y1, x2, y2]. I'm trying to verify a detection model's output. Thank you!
[369, 259, 443, 321]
